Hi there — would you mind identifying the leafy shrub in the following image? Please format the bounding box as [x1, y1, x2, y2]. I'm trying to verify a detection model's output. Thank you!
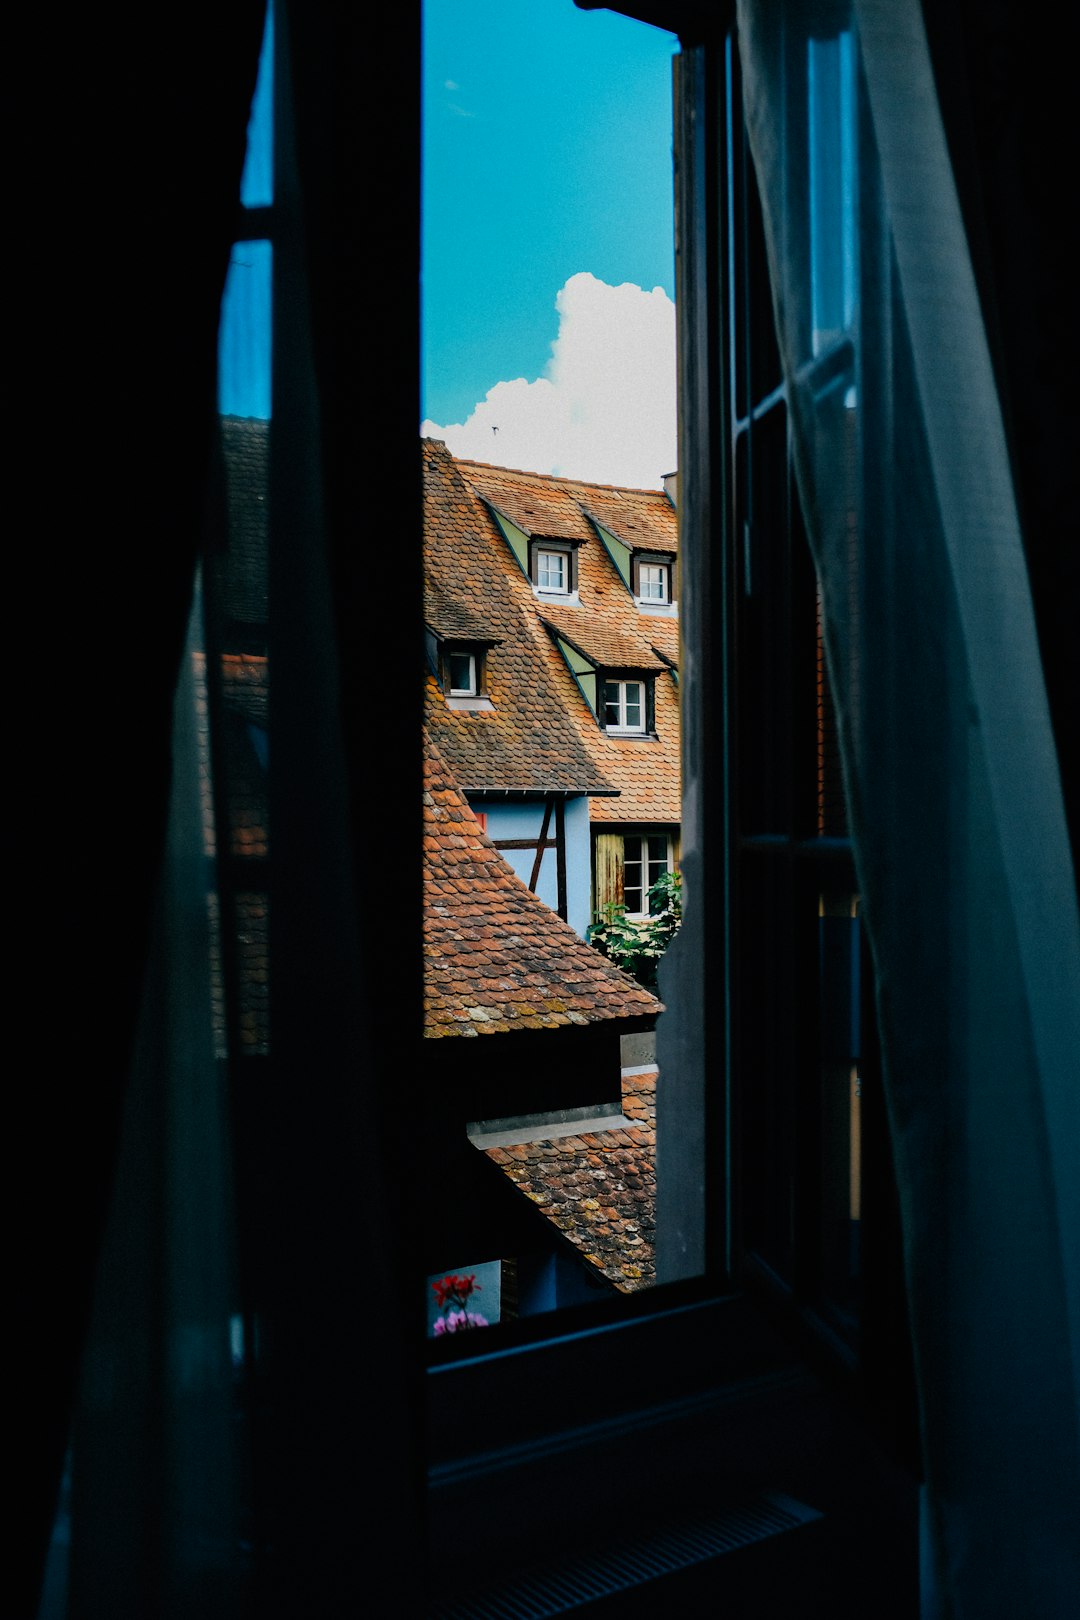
[588, 868, 682, 991]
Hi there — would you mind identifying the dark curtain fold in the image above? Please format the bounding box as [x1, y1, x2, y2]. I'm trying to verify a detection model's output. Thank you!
[15, 7, 270, 1613]
[20, 3, 426, 1614]
[735, 2, 1080, 1614]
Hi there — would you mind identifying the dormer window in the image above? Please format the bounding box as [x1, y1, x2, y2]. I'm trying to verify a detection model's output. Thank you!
[448, 649, 478, 696]
[637, 562, 670, 603]
[432, 635, 497, 711]
[603, 678, 647, 734]
[535, 545, 572, 595]
[632, 551, 676, 609]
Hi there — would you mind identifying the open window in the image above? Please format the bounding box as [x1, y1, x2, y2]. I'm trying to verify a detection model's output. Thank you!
[31, 2, 1078, 1616]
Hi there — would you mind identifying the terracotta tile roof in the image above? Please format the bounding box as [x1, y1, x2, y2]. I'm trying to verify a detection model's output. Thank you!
[467, 471, 594, 542]
[465, 462, 679, 558]
[191, 648, 270, 1055]
[424, 440, 615, 796]
[483, 1067, 658, 1292]
[218, 416, 269, 628]
[425, 573, 502, 644]
[580, 671, 681, 824]
[538, 609, 668, 673]
[192, 651, 270, 857]
[425, 442, 682, 825]
[221, 651, 269, 727]
[576, 486, 679, 556]
[423, 733, 660, 1037]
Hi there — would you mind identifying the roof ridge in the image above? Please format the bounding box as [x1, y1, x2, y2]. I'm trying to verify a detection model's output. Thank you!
[448, 452, 665, 501]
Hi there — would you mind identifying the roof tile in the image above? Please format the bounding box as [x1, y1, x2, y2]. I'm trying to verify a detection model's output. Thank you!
[422, 732, 660, 1037]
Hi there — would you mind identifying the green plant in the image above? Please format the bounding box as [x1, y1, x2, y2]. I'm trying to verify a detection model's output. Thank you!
[588, 868, 682, 991]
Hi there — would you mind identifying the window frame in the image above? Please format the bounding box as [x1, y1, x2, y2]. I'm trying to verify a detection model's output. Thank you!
[621, 829, 674, 917]
[632, 550, 676, 606]
[532, 539, 577, 597]
[128, 3, 926, 1607]
[446, 646, 479, 696]
[601, 675, 647, 733]
[425, 0, 915, 1461]
[536, 546, 569, 593]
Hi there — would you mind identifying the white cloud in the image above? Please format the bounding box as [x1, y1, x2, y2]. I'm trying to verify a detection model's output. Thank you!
[421, 272, 676, 490]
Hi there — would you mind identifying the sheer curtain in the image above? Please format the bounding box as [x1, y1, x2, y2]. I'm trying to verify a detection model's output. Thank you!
[736, 1, 1080, 1614]
[62, 590, 247, 1616]
[26, 4, 425, 1613]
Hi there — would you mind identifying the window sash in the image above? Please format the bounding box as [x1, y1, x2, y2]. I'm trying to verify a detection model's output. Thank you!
[638, 562, 669, 601]
[623, 832, 672, 915]
[448, 650, 477, 695]
[603, 678, 645, 731]
[537, 549, 568, 592]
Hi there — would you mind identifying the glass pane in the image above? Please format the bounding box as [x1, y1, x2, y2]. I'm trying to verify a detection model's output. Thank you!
[539, 551, 565, 590]
[239, 3, 275, 208]
[641, 564, 665, 599]
[807, 30, 856, 356]
[625, 684, 642, 727]
[449, 652, 474, 692]
[219, 242, 272, 420]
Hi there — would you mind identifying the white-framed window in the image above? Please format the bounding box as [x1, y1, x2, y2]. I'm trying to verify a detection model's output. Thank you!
[622, 832, 673, 916]
[603, 677, 646, 733]
[447, 649, 478, 695]
[637, 561, 670, 603]
[536, 547, 569, 593]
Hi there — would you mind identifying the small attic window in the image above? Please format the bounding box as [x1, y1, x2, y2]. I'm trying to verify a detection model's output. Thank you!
[536, 546, 571, 594]
[638, 562, 669, 602]
[602, 677, 649, 734]
[448, 649, 478, 696]
[439, 641, 496, 710]
[632, 552, 675, 606]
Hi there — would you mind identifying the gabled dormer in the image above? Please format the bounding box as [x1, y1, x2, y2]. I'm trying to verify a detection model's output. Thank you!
[481, 498, 585, 602]
[424, 622, 500, 712]
[586, 515, 677, 616]
[541, 618, 666, 738]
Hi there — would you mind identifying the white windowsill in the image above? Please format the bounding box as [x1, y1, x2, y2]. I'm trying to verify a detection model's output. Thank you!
[446, 695, 494, 712]
[533, 586, 579, 604]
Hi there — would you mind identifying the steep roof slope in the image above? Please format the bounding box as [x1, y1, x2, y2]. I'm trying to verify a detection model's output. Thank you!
[424, 439, 614, 796]
[423, 733, 660, 1037]
[483, 1067, 658, 1292]
[424, 441, 681, 824]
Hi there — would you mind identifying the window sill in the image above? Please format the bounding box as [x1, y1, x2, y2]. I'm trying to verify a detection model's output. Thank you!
[446, 695, 494, 712]
[534, 587, 580, 605]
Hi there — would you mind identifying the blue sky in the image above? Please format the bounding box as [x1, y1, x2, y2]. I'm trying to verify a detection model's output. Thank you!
[220, 2, 679, 486]
[422, 0, 678, 484]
